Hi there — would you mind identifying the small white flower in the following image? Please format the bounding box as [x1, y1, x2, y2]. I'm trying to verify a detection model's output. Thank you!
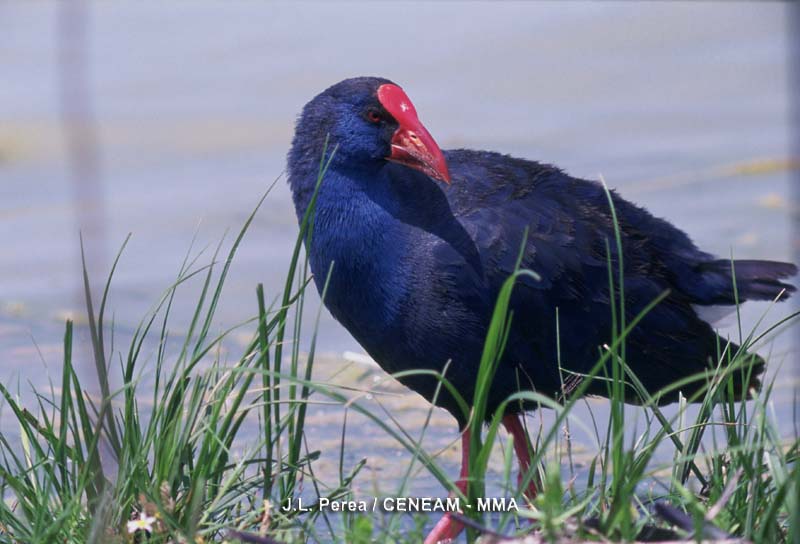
[127, 512, 156, 534]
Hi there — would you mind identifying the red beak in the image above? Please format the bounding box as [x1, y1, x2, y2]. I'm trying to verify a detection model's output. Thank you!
[377, 84, 451, 184]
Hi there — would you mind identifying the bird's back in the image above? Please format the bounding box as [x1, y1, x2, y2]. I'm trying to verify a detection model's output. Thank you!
[429, 149, 794, 410]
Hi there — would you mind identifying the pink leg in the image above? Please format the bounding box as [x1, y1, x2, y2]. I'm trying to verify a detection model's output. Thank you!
[424, 429, 470, 544]
[502, 414, 538, 500]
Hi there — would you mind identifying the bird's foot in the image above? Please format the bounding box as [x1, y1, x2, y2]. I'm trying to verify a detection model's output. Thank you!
[424, 478, 468, 544]
[423, 512, 464, 544]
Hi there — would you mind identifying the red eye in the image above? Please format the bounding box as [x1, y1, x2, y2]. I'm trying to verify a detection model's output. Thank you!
[367, 110, 381, 123]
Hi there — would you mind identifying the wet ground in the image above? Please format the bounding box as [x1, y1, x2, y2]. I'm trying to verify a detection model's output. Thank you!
[1, 0, 798, 525]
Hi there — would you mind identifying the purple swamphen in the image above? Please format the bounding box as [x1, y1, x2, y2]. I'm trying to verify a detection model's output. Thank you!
[286, 77, 796, 543]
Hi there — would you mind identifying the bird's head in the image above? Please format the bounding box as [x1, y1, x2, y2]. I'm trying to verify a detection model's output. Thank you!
[291, 77, 451, 184]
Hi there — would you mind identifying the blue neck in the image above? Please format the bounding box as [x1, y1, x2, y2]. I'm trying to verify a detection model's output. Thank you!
[289, 157, 485, 355]
[299, 165, 411, 342]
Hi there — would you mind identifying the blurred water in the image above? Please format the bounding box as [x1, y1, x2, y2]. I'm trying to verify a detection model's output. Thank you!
[0, 0, 798, 524]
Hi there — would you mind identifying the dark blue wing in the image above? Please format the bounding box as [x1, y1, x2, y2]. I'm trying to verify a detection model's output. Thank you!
[444, 150, 784, 404]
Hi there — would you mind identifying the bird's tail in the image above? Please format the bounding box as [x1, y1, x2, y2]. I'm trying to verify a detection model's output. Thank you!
[690, 259, 797, 305]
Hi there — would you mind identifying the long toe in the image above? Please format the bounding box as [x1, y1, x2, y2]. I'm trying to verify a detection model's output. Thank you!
[424, 513, 464, 544]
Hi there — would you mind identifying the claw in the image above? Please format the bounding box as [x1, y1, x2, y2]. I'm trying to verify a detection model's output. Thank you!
[424, 512, 464, 544]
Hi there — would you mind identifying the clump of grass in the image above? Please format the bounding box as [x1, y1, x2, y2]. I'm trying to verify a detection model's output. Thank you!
[0, 189, 305, 542]
[0, 160, 796, 543]
[0, 152, 338, 542]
